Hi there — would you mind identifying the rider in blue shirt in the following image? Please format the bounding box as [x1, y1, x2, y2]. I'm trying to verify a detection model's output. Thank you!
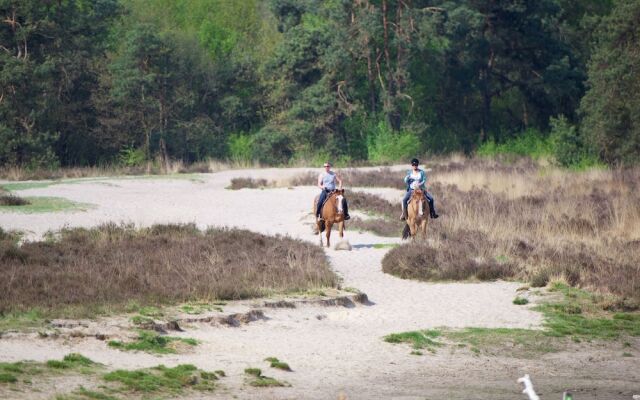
[400, 158, 439, 220]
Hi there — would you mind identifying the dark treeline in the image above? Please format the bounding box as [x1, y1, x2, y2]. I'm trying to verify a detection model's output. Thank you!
[0, 0, 638, 168]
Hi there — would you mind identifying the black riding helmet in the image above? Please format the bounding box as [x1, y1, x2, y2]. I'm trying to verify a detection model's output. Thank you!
[411, 158, 419, 166]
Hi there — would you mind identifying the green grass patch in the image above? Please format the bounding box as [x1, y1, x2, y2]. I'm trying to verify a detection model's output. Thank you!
[0, 309, 48, 332]
[46, 354, 96, 370]
[383, 330, 443, 353]
[513, 297, 529, 305]
[444, 327, 557, 356]
[384, 284, 640, 357]
[372, 243, 399, 249]
[0, 196, 92, 213]
[179, 302, 222, 315]
[1, 182, 58, 191]
[244, 367, 288, 387]
[0, 354, 98, 388]
[0, 372, 17, 383]
[264, 357, 291, 371]
[108, 330, 198, 354]
[536, 283, 640, 339]
[103, 364, 215, 393]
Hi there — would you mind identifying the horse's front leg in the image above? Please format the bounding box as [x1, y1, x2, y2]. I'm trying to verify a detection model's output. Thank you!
[338, 221, 344, 238]
[325, 223, 332, 248]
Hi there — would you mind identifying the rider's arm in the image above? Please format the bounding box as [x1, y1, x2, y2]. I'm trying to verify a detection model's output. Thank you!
[317, 173, 324, 190]
[403, 172, 410, 184]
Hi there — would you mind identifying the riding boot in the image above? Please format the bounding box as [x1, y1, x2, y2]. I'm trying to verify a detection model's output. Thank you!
[399, 205, 407, 221]
[342, 198, 350, 220]
[428, 199, 439, 219]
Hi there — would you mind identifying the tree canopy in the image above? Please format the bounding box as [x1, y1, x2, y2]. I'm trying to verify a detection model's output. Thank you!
[0, 0, 636, 168]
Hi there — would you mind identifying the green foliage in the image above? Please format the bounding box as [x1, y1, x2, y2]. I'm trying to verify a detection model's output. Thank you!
[117, 147, 146, 167]
[579, 0, 640, 165]
[477, 129, 554, 159]
[550, 115, 602, 169]
[227, 133, 254, 163]
[367, 122, 420, 164]
[0, 0, 632, 167]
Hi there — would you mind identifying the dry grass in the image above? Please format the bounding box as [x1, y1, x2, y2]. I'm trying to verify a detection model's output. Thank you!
[0, 223, 337, 315]
[0, 159, 267, 181]
[227, 178, 271, 190]
[382, 164, 640, 308]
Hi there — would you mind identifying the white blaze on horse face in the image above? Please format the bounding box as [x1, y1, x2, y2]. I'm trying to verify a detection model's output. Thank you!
[336, 195, 344, 213]
[419, 199, 423, 216]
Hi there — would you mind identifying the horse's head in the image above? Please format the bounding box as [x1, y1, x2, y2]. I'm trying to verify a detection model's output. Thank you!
[412, 189, 423, 198]
[335, 188, 345, 195]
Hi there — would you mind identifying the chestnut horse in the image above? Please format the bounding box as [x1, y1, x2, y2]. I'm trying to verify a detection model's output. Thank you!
[402, 189, 428, 240]
[314, 189, 346, 247]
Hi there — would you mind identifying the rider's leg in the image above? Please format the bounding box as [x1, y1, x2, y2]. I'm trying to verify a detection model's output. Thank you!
[400, 190, 411, 220]
[424, 191, 439, 219]
[316, 189, 328, 219]
[342, 197, 350, 220]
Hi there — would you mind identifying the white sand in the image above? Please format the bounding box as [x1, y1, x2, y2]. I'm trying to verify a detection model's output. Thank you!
[0, 167, 548, 399]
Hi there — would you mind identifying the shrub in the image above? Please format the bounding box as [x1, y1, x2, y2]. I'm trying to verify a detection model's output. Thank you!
[227, 133, 254, 163]
[0, 224, 337, 315]
[367, 121, 419, 163]
[477, 128, 553, 159]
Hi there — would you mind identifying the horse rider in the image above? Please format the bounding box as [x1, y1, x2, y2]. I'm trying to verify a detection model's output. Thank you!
[316, 162, 350, 221]
[400, 158, 439, 220]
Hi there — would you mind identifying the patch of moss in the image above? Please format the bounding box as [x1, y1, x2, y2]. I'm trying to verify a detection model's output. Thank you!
[103, 364, 215, 393]
[383, 330, 443, 353]
[108, 330, 198, 354]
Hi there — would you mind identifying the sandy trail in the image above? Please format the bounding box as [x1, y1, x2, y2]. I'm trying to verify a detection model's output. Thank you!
[0, 169, 636, 399]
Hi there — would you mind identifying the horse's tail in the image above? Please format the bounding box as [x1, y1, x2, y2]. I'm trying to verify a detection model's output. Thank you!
[401, 224, 411, 240]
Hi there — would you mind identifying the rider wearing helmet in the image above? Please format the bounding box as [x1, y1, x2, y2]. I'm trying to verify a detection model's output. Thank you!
[400, 158, 439, 220]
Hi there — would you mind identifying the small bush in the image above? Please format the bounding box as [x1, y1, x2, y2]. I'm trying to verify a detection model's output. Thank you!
[228, 133, 254, 163]
[513, 297, 529, 305]
[367, 121, 419, 164]
[0, 194, 29, 206]
[118, 146, 146, 167]
[477, 129, 553, 159]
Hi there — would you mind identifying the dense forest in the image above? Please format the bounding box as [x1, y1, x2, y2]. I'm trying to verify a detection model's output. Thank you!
[0, 0, 638, 169]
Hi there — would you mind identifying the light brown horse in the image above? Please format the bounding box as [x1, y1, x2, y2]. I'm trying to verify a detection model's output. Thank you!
[314, 189, 346, 248]
[402, 189, 428, 240]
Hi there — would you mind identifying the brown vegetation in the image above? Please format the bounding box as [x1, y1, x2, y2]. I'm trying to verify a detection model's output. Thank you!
[0, 187, 29, 206]
[0, 224, 337, 315]
[227, 178, 271, 190]
[382, 165, 640, 307]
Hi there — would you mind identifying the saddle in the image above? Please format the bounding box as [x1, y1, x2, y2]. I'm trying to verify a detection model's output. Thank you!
[319, 189, 345, 214]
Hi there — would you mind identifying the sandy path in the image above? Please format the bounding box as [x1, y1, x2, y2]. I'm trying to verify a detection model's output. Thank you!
[4, 168, 633, 399]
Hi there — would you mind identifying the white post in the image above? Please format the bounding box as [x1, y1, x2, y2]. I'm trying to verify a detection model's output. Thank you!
[517, 375, 540, 400]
